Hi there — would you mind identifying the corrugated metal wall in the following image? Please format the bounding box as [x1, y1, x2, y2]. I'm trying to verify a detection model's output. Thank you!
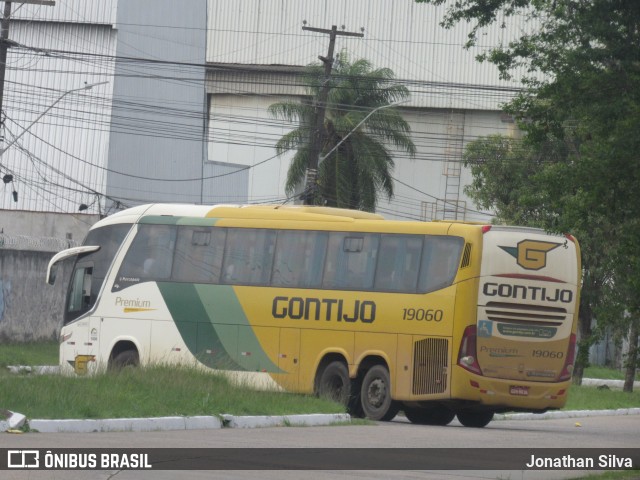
[0, 13, 116, 213]
[13, 0, 117, 25]
[207, 0, 531, 110]
[207, 93, 296, 204]
[203, 0, 530, 218]
[201, 161, 249, 204]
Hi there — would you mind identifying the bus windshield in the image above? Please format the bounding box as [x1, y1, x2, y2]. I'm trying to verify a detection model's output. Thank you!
[64, 224, 132, 324]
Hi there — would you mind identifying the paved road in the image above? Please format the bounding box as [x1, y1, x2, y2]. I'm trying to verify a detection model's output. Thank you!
[2, 413, 639, 480]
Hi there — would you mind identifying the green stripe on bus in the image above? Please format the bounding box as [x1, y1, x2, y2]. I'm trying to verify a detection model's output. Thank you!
[194, 284, 283, 373]
[158, 283, 283, 373]
[157, 282, 244, 371]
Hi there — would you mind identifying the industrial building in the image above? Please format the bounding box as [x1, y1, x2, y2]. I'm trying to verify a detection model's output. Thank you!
[0, 0, 529, 236]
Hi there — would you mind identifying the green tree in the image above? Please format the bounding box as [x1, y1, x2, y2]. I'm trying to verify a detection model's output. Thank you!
[268, 51, 415, 212]
[462, 134, 620, 384]
[418, 0, 640, 386]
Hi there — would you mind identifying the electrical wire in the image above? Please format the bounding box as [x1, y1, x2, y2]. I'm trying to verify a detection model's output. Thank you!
[0, 7, 527, 220]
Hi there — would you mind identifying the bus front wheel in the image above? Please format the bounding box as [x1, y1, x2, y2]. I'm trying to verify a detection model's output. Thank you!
[317, 361, 351, 405]
[109, 350, 139, 371]
[456, 410, 494, 428]
[360, 365, 399, 421]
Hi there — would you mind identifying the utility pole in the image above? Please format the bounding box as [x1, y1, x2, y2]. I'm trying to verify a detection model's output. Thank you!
[0, 1, 55, 142]
[301, 24, 363, 205]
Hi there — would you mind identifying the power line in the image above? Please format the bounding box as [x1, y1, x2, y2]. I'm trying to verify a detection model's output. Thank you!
[0, 16, 518, 219]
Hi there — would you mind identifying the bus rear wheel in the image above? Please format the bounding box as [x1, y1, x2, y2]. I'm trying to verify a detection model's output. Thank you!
[456, 410, 494, 428]
[317, 361, 351, 405]
[360, 365, 399, 421]
[404, 405, 455, 426]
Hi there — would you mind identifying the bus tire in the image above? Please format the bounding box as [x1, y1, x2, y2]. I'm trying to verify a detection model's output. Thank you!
[347, 376, 364, 418]
[317, 361, 351, 405]
[360, 365, 399, 421]
[456, 410, 494, 428]
[404, 405, 455, 426]
[109, 350, 139, 371]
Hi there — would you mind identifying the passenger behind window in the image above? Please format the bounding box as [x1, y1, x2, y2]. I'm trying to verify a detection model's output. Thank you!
[138, 226, 174, 279]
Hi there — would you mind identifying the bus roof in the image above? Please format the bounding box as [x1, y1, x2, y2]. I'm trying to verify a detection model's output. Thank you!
[92, 203, 385, 227]
[204, 204, 385, 221]
[91, 205, 540, 238]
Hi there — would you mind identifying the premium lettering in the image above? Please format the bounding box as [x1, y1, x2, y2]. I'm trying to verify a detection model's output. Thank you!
[480, 346, 519, 356]
[115, 297, 151, 308]
[483, 282, 573, 303]
[272, 296, 376, 323]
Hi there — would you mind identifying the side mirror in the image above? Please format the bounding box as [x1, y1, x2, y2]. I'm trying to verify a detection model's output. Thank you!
[48, 264, 58, 285]
[46, 245, 101, 285]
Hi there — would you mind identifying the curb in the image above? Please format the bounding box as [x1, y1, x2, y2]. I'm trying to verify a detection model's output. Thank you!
[29, 416, 224, 433]
[5, 409, 640, 434]
[494, 408, 640, 421]
[22, 413, 351, 433]
[221, 413, 351, 429]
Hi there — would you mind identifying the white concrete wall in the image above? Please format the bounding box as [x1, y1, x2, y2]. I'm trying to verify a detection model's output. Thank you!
[0, 250, 73, 342]
[0, 210, 97, 242]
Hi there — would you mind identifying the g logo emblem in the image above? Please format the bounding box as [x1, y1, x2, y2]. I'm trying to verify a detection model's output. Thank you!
[516, 240, 561, 270]
[500, 240, 561, 270]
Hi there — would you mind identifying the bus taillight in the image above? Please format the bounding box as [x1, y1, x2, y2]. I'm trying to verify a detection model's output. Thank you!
[558, 333, 577, 381]
[458, 325, 482, 375]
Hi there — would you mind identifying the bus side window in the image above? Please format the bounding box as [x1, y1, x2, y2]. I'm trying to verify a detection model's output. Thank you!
[418, 236, 464, 292]
[119, 225, 176, 280]
[222, 228, 276, 286]
[374, 234, 422, 293]
[173, 227, 226, 283]
[323, 233, 379, 290]
[272, 230, 327, 288]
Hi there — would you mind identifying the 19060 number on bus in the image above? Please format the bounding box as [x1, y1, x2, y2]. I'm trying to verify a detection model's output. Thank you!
[402, 308, 443, 321]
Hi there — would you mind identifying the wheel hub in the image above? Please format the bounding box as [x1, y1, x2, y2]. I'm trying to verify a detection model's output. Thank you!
[367, 379, 386, 407]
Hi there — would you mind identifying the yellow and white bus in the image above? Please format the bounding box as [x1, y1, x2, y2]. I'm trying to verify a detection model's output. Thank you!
[47, 203, 581, 427]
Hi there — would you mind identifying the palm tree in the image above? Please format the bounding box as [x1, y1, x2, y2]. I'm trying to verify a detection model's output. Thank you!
[268, 51, 415, 212]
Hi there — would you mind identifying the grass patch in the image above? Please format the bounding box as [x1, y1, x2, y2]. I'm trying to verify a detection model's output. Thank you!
[563, 384, 640, 411]
[584, 366, 639, 381]
[0, 365, 344, 419]
[0, 341, 58, 368]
